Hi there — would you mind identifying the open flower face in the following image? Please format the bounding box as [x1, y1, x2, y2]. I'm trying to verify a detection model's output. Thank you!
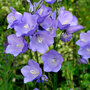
[5, 34, 28, 56]
[7, 7, 22, 29]
[21, 59, 42, 83]
[29, 31, 54, 54]
[14, 12, 38, 37]
[76, 31, 90, 47]
[41, 49, 63, 72]
[78, 42, 90, 59]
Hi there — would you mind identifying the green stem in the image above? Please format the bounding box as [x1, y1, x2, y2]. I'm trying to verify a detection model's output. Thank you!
[34, 51, 39, 63]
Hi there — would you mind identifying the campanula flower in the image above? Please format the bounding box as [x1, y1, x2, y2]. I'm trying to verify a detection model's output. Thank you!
[61, 33, 72, 42]
[78, 42, 90, 59]
[33, 88, 39, 90]
[21, 59, 42, 83]
[41, 49, 63, 72]
[76, 31, 90, 47]
[14, 12, 38, 37]
[78, 57, 88, 64]
[27, 0, 33, 12]
[45, 0, 56, 4]
[7, 7, 22, 29]
[57, 7, 84, 33]
[29, 31, 54, 54]
[36, 4, 52, 23]
[5, 34, 28, 57]
[40, 17, 57, 37]
[36, 74, 48, 83]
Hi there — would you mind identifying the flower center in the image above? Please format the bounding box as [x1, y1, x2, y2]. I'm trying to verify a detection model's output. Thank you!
[37, 35, 42, 43]
[40, 9, 43, 15]
[62, 21, 69, 25]
[81, 39, 85, 42]
[24, 24, 30, 30]
[52, 59, 56, 64]
[30, 70, 37, 74]
[64, 35, 69, 38]
[11, 16, 16, 20]
[87, 48, 90, 52]
[16, 44, 23, 47]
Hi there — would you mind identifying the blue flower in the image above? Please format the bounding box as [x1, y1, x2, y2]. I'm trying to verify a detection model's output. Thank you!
[14, 12, 38, 37]
[41, 49, 63, 72]
[5, 34, 28, 57]
[7, 7, 22, 29]
[45, 0, 56, 4]
[76, 31, 90, 47]
[61, 33, 72, 42]
[29, 31, 54, 54]
[21, 59, 42, 83]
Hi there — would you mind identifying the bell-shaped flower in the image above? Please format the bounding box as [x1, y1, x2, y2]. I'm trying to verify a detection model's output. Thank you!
[33, 88, 39, 90]
[21, 59, 42, 83]
[36, 74, 48, 83]
[41, 49, 63, 72]
[78, 42, 90, 59]
[5, 34, 28, 57]
[45, 0, 56, 4]
[76, 31, 90, 47]
[36, 4, 52, 23]
[60, 33, 72, 42]
[57, 7, 84, 33]
[40, 17, 57, 37]
[7, 7, 22, 29]
[14, 12, 38, 37]
[78, 57, 88, 64]
[29, 31, 54, 54]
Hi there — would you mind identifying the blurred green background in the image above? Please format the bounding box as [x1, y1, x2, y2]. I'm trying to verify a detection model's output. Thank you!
[0, 0, 90, 90]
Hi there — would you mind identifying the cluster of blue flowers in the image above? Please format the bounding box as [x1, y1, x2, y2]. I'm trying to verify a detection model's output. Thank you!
[4, 0, 87, 87]
[76, 31, 90, 64]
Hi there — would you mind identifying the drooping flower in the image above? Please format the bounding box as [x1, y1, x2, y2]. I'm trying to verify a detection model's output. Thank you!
[27, 0, 33, 12]
[7, 7, 22, 29]
[76, 31, 90, 47]
[40, 17, 57, 37]
[45, 0, 56, 4]
[60, 33, 72, 42]
[57, 7, 84, 33]
[14, 12, 38, 37]
[41, 49, 63, 72]
[21, 59, 42, 83]
[29, 31, 54, 54]
[78, 42, 90, 59]
[78, 57, 88, 64]
[5, 34, 28, 57]
[36, 74, 48, 83]
[33, 88, 39, 90]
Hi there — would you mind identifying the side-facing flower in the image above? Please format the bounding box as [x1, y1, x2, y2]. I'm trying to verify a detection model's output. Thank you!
[78, 57, 88, 64]
[5, 34, 28, 57]
[27, 0, 33, 12]
[78, 42, 90, 59]
[61, 33, 72, 42]
[57, 7, 84, 33]
[36, 4, 52, 23]
[41, 49, 63, 72]
[7, 7, 22, 29]
[45, 0, 56, 4]
[21, 59, 42, 83]
[40, 17, 57, 37]
[33, 88, 39, 90]
[36, 74, 48, 83]
[76, 31, 90, 47]
[14, 12, 38, 37]
[29, 31, 54, 54]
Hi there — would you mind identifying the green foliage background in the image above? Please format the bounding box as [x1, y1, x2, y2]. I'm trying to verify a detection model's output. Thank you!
[0, 0, 90, 90]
